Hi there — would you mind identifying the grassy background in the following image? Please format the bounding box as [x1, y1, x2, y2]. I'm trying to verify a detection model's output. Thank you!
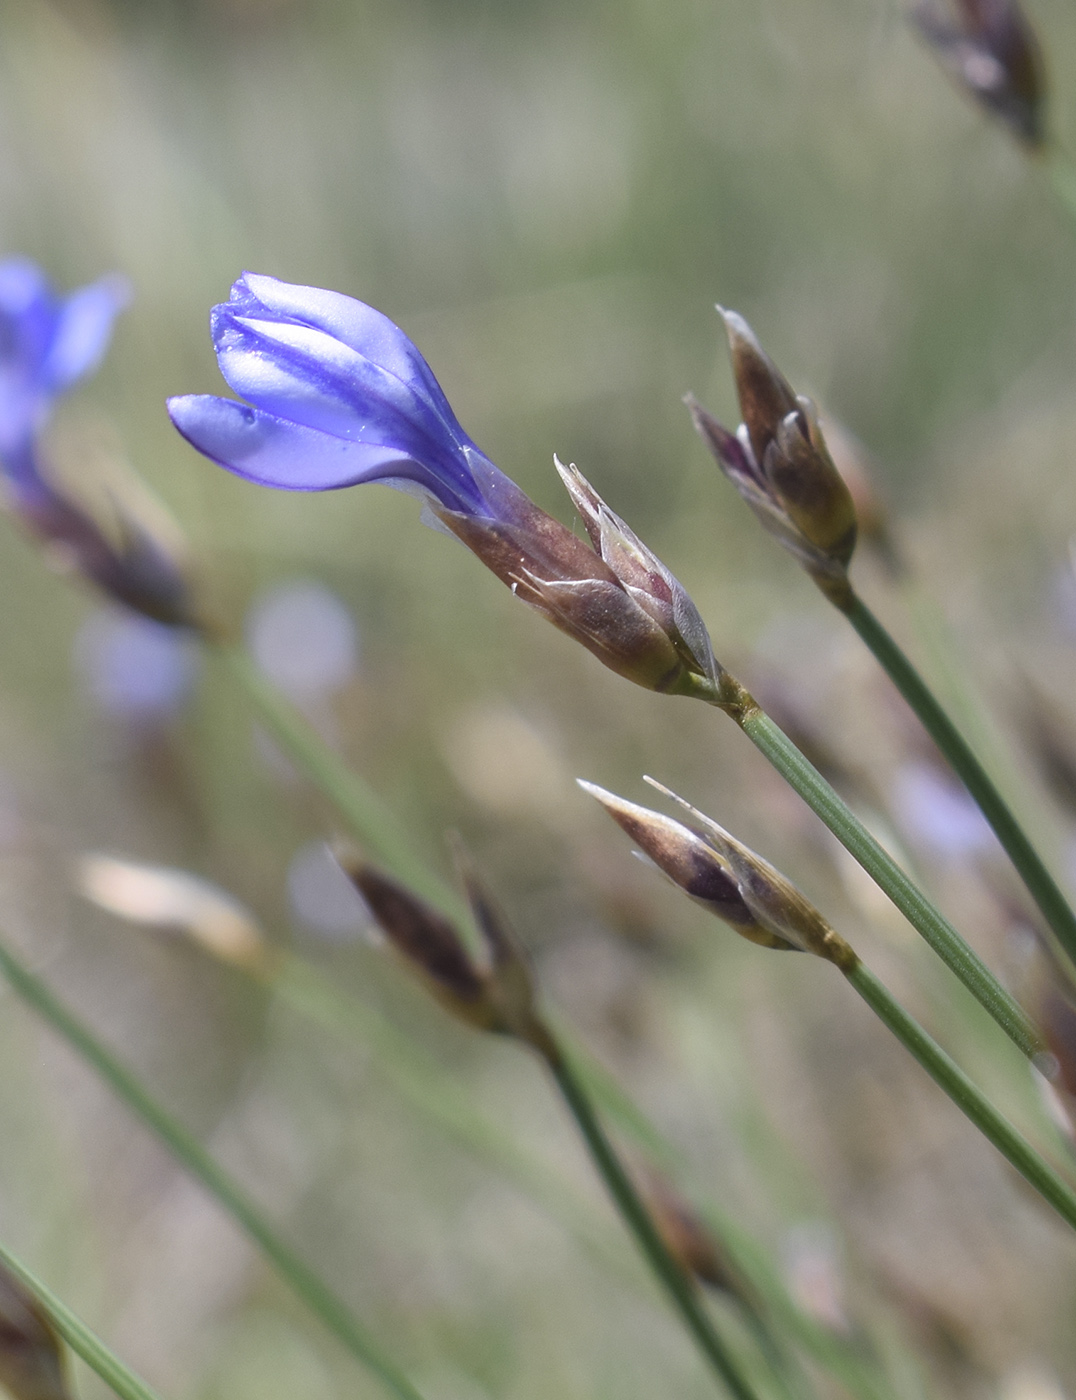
[1, 1, 1076, 1397]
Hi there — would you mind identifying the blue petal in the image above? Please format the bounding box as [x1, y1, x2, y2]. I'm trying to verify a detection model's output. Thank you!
[167, 394, 479, 504]
[212, 311, 467, 483]
[0, 259, 56, 375]
[232, 273, 463, 434]
[44, 275, 130, 391]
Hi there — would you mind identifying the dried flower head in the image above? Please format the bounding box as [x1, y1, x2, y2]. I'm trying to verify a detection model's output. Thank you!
[0, 1263, 70, 1400]
[912, 0, 1046, 147]
[580, 777, 857, 968]
[688, 309, 857, 607]
[169, 273, 726, 700]
[341, 851, 544, 1046]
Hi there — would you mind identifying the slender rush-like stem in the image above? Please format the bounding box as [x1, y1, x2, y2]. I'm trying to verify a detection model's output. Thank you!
[729, 697, 1041, 1060]
[534, 1028, 762, 1400]
[0, 936, 426, 1400]
[841, 958, 1076, 1234]
[843, 591, 1076, 970]
[216, 642, 464, 920]
[0, 1236, 166, 1400]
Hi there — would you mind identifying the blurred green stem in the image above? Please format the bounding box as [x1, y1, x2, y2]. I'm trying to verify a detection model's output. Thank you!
[0, 936, 426, 1400]
[730, 697, 1041, 1060]
[215, 641, 463, 920]
[842, 958, 1076, 1234]
[1044, 143, 1076, 226]
[843, 592, 1076, 971]
[0, 1236, 165, 1400]
[535, 1027, 762, 1400]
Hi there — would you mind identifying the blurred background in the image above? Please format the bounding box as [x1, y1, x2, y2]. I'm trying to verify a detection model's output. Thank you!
[2, 0, 1076, 1397]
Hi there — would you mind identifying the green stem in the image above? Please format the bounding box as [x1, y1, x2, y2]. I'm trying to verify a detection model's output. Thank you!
[0, 936, 426, 1400]
[734, 704, 1040, 1060]
[215, 641, 463, 921]
[1043, 142, 1076, 227]
[0, 1237, 165, 1400]
[537, 1031, 761, 1400]
[844, 592, 1076, 970]
[842, 959, 1076, 1233]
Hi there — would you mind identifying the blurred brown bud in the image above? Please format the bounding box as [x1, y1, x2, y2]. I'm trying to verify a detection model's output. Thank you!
[688, 310, 857, 607]
[580, 778, 857, 969]
[77, 854, 269, 971]
[913, 0, 1046, 147]
[342, 855, 544, 1046]
[0, 1264, 70, 1400]
[815, 415, 904, 578]
[642, 1174, 742, 1295]
[10, 450, 199, 629]
[438, 461, 731, 704]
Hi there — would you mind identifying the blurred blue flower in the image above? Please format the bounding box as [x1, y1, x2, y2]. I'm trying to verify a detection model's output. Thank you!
[170, 273, 723, 699]
[246, 578, 360, 704]
[0, 258, 195, 627]
[0, 258, 129, 501]
[75, 609, 199, 723]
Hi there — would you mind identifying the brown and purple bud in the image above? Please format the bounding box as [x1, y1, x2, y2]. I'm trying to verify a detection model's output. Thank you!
[434, 457, 730, 704]
[912, 0, 1046, 148]
[8, 452, 199, 629]
[688, 309, 858, 608]
[0, 1263, 70, 1400]
[580, 778, 857, 969]
[641, 1174, 744, 1296]
[341, 855, 545, 1046]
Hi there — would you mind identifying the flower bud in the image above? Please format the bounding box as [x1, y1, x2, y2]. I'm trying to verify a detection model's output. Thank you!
[641, 1174, 743, 1296]
[340, 854, 544, 1045]
[912, 0, 1045, 148]
[437, 461, 724, 701]
[688, 309, 858, 607]
[577, 780, 793, 950]
[580, 778, 857, 969]
[15, 479, 197, 628]
[0, 1263, 70, 1400]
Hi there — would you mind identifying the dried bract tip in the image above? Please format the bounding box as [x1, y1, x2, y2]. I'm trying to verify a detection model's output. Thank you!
[689, 309, 858, 607]
[644, 778, 857, 967]
[912, 0, 1046, 148]
[0, 1263, 70, 1400]
[554, 456, 726, 700]
[342, 856, 543, 1044]
[582, 776, 857, 967]
[717, 308, 798, 471]
[579, 779, 797, 951]
[77, 854, 268, 970]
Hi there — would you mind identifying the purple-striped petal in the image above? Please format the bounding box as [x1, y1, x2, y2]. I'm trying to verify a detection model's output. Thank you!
[213, 311, 454, 458]
[232, 273, 461, 432]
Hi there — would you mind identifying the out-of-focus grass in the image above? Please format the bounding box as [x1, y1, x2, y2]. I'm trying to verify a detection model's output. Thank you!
[2, 0, 1076, 1397]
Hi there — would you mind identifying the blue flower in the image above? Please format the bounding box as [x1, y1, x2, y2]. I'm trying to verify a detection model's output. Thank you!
[170, 273, 724, 699]
[0, 258, 193, 627]
[0, 258, 129, 497]
[168, 272, 517, 517]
